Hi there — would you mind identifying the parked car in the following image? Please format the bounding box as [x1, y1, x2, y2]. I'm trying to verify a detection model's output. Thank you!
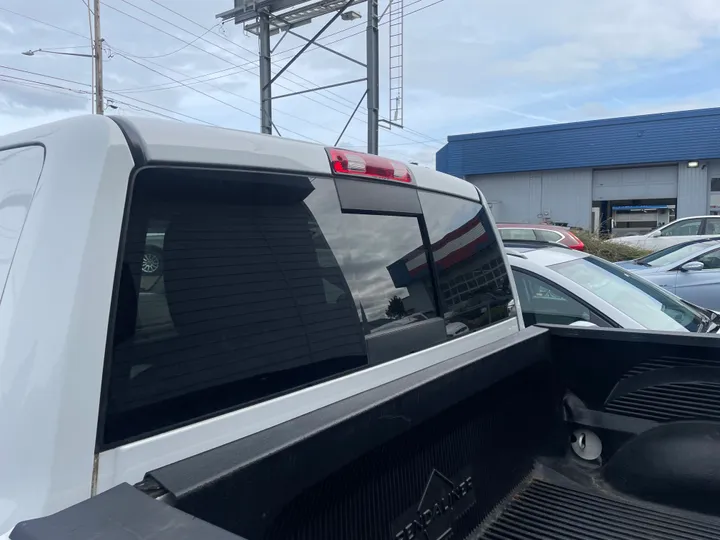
[497, 222, 585, 250]
[505, 240, 720, 333]
[609, 215, 720, 250]
[616, 238, 720, 311]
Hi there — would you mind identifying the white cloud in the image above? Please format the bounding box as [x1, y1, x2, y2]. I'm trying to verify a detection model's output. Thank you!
[1, 0, 720, 166]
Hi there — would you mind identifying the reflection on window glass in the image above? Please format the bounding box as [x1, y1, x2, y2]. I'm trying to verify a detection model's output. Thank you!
[535, 229, 563, 242]
[419, 192, 513, 332]
[500, 228, 536, 241]
[696, 248, 720, 270]
[640, 241, 720, 267]
[661, 219, 701, 237]
[552, 257, 703, 332]
[105, 172, 440, 445]
[706, 219, 720, 235]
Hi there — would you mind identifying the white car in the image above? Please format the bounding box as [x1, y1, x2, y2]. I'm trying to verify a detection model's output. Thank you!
[609, 215, 720, 251]
[505, 241, 720, 334]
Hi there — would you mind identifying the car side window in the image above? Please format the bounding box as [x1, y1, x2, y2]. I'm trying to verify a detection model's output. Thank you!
[705, 218, 720, 235]
[500, 228, 536, 241]
[660, 219, 702, 237]
[534, 229, 563, 243]
[512, 269, 610, 327]
[695, 248, 720, 270]
[419, 191, 514, 332]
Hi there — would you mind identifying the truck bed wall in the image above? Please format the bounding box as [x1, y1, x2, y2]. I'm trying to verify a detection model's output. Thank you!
[145, 327, 566, 540]
[549, 325, 720, 515]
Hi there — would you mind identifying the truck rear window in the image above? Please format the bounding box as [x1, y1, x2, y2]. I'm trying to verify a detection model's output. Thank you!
[102, 168, 512, 445]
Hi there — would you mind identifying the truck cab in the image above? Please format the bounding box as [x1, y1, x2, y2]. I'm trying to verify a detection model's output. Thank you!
[0, 115, 522, 536]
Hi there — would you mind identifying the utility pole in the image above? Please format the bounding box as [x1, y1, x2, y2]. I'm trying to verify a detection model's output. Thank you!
[93, 0, 104, 115]
[366, 0, 379, 154]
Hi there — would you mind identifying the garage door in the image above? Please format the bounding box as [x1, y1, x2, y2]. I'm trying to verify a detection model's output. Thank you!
[592, 166, 677, 201]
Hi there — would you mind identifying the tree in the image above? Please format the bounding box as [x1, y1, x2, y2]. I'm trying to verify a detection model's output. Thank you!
[385, 295, 406, 320]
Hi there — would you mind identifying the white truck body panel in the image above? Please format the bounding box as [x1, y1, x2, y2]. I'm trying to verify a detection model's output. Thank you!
[0, 115, 519, 536]
[0, 116, 135, 534]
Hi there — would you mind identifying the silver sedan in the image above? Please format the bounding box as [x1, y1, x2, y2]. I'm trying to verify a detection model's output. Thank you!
[504, 241, 720, 334]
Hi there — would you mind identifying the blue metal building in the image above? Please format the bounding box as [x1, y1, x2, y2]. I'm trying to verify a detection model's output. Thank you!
[436, 108, 720, 232]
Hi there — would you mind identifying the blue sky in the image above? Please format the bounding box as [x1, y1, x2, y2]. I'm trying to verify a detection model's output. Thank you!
[1, 0, 720, 167]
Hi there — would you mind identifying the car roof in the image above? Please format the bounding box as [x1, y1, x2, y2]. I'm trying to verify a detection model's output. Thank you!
[497, 223, 568, 231]
[0, 115, 479, 201]
[505, 242, 586, 266]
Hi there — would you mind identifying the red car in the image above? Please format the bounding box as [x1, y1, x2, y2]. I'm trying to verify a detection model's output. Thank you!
[496, 223, 585, 250]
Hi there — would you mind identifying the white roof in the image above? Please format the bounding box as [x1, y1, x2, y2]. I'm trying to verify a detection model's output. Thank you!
[1, 115, 477, 201]
[118, 116, 478, 200]
[507, 245, 587, 267]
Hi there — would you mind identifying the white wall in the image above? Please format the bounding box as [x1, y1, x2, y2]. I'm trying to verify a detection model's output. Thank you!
[469, 168, 592, 230]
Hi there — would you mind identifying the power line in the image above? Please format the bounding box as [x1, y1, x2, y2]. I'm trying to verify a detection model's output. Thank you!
[0, 4, 352, 142]
[107, 0, 440, 147]
[123, 23, 222, 59]
[0, 65, 218, 125]
[0, 7, 89, 40]
[104, 0, 365, 119]
[116, 0, 445, 144]
[2, 3, 444, 147]
[113, 51, 326, 143]
[145, 0, 363, 111]
[111, 50, 366, 144]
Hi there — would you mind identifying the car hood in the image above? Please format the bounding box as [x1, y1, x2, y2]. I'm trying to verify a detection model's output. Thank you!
[615, 260, 637, 269]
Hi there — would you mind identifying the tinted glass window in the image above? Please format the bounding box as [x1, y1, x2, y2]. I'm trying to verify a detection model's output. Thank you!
[696, 248, 720, 270]
[105, 171, 442, 445]
[419, 191, 513, 331]
[500, 228, 536, 241]
[534, 229, 563, 242]
[513, 270, 608, 327]
[712, 178, 720, 192]
[660, 219, 702, 237]
[640, 241, 720, 267]
[0, 145, 44, 295]
[552, 256, 704, 332]
[705, 218, 720, 235]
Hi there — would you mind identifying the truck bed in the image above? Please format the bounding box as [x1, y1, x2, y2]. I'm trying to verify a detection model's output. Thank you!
[480, 470, 720, 540]
[13, 325, 720, 540]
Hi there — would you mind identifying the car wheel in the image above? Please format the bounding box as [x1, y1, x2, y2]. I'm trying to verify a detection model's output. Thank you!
[142, 249, 163, 276]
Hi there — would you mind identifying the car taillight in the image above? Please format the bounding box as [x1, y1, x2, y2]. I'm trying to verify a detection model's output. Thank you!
[567, 231, 585, 250]
[326, 148, 413, 183]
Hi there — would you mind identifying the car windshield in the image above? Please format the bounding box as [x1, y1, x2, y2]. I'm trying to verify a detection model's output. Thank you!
[636, 241, 720, 267]
[551, 256, 705, 332]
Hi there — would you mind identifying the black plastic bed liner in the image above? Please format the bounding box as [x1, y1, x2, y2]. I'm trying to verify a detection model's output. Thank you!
[477, 477, 720, 540]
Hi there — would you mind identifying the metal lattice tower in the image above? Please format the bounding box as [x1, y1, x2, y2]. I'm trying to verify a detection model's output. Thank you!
[217, 0, 380, 154]
[388, 0, 403, 127]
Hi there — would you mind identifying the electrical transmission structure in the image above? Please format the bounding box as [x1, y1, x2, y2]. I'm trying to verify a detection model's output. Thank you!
[216, 0, 405, 154]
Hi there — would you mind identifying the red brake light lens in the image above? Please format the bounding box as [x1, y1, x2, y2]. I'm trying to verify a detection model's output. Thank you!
[326, 148, 413, 183]
[567, 231, 585, 250]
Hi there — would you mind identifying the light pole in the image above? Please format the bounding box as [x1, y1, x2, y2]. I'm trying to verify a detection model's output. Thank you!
[21, 48, 102, 114]
[22, 49, 93, 59]
[21, 0, 103, 114]
[22, 48, 101, 114]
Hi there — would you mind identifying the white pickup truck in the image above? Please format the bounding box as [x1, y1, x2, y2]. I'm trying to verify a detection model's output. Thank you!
[0, 115, 522, 538]
[5, 116, 720, 540]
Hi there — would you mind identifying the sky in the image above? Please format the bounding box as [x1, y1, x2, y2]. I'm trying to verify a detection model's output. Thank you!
[2, 0, 720, 167]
